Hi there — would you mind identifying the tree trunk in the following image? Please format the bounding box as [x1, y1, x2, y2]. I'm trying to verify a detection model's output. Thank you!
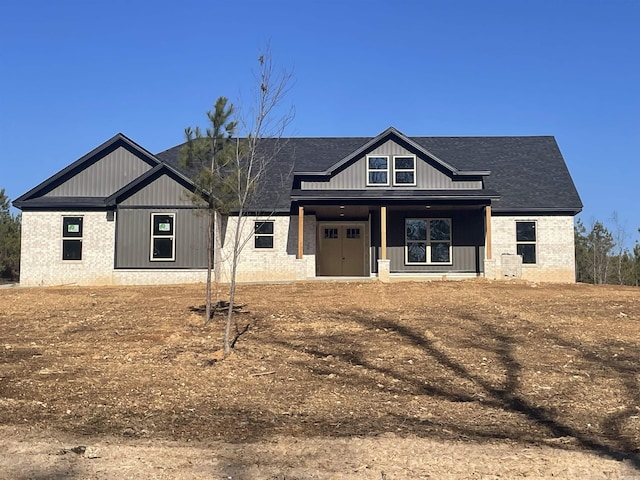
[204, 210, 214, 324]
[223, 215, 243, 355]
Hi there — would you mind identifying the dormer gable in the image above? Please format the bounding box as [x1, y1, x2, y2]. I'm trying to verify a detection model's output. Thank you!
[294, 127, 490, 191]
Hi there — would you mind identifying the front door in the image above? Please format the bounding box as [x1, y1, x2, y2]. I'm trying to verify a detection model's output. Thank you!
[317, 223, 367, 276]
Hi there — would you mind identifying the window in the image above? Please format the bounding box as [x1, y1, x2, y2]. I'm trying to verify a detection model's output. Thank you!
[393, 156, 416, 185]
[346, 228, 360, 239]
[62, 216, 83, 260]
[405, 218, 452, 264]
[367, 155, 389, 186]
[254, 221, 274, 249]
[151, 213, 175, 261]
[324, 227, 338, 239]
[516, 221, 536, 264]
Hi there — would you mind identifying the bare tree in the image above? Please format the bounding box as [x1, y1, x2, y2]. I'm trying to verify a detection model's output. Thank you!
[610, 211, 630, 285]
[222, 50, 294, 354]
[181, 48, 293, 354]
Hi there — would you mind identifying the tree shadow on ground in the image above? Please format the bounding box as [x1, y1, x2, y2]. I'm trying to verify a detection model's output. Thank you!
[266, 307, 640, 470]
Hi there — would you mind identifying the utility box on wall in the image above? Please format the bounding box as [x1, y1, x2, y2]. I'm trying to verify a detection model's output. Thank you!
[501, 253, 522, 278]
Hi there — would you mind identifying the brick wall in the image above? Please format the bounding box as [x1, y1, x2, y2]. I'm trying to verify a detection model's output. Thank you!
[20, 211, 116, 286]
[215, 215, 316, 283]
[488, 215, 576, 283]
[20, 211, 208, 286]
[22, 211, 577, 285]
[19, 212, 316, 286]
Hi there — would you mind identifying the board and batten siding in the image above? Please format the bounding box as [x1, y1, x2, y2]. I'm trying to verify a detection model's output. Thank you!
[45, 146, 154, 197]
[301, 139, 482, 190]
[115, 208, 208, 269]
[119, 174, 197, 207]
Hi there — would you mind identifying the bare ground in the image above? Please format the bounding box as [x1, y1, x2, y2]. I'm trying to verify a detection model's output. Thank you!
[0, 280, 639, 479]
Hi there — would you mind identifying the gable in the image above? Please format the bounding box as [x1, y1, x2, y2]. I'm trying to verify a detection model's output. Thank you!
[116, 170, 199, 207]
[45, 145, 154, 197]
[14, 133, 163, 210]
[300, 138, 483, 191]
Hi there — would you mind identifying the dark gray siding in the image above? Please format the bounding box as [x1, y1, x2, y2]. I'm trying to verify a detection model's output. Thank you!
[45, 146, 153, 197]
[301, 140, 482, 190]
[120, 174, 196, 206]
[115, 208, 208, 268]
[385, 210, 485, 273]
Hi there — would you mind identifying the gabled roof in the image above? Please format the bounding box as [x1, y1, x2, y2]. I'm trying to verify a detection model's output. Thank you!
[15, 127, 582, 215]
[13, 133, 161, 208]
[295, 126, 490, 177]
[158, 129, 582, 214]
[14, 133, 198, 210]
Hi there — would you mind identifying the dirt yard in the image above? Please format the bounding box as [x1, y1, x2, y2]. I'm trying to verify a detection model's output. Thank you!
[0, 280, 639, 479]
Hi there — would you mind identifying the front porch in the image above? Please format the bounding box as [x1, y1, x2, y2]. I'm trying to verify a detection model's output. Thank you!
[292, 202, 494, 282]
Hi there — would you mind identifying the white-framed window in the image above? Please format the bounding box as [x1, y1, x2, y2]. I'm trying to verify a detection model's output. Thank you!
[150, 213, 175, 261]
[62, 216, 83, 261]
[393, 155, 416, 186]
[516, 221, 536, 264]
[405, 218, 452, 264]
[254, 220, 274, 249]
[366, 155, 389, 186]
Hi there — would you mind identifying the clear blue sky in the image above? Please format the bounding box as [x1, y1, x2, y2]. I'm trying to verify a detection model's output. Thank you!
[1, 0, 638, 246]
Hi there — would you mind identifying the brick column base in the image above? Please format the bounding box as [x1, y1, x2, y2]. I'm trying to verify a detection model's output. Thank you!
[377, 259, 391, 283]
[484, 259, 497, 280]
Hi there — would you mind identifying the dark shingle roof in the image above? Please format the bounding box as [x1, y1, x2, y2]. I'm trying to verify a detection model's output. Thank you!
[156, 133, 582, 214]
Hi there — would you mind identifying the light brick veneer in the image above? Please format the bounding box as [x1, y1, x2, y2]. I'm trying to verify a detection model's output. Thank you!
[215, 215, 316, 283]
[487, 215, 576, 283]
[20, 212, 316, 286]
[20, 211, 116, 286]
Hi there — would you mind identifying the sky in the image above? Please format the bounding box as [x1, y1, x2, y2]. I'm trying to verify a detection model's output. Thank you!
[1, 0, 638, 246]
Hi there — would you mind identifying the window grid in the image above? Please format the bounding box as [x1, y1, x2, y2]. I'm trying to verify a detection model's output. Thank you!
[516, 221, 537, 264]
[150, 213, 175, 261]
[255, 221, 275, 249]
[366, 155, 390, 186]
[405, 218, 452, 265]
[62, 216, 83, 261]
[324, 228, 338, 239]
[393, 155, 416, 186]
[346, 228, 360, 239]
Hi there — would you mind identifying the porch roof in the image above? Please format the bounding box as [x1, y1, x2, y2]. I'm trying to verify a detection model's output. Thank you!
[291, 188, 500, 204]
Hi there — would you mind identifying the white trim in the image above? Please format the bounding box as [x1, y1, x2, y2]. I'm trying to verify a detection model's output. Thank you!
[150, 212, 176, 261]
[392, 155, 417, 186]
[405, 217, 453, 265]
[366, 155, 390, 186]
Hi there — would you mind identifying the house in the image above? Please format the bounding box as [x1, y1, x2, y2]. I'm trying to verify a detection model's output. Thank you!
[13, 127, 582, 286]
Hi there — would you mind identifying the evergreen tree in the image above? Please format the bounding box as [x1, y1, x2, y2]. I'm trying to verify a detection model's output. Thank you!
[180, 97, 237, 324]
[0, 189, 21, 281]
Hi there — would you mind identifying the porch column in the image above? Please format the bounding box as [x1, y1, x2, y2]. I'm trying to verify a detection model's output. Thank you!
[380, 206, 387, 260]
[378, 206, 390, 282]
[485, 205, 492, 259]
[297, 205, 304, 259]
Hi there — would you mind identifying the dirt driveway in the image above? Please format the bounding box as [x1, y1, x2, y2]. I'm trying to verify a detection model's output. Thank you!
[1, 280, 639, 479]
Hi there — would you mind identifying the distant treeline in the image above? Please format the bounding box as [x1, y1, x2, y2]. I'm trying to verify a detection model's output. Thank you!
[575, 217, 640, 286]
[0, 188, 20, 281]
